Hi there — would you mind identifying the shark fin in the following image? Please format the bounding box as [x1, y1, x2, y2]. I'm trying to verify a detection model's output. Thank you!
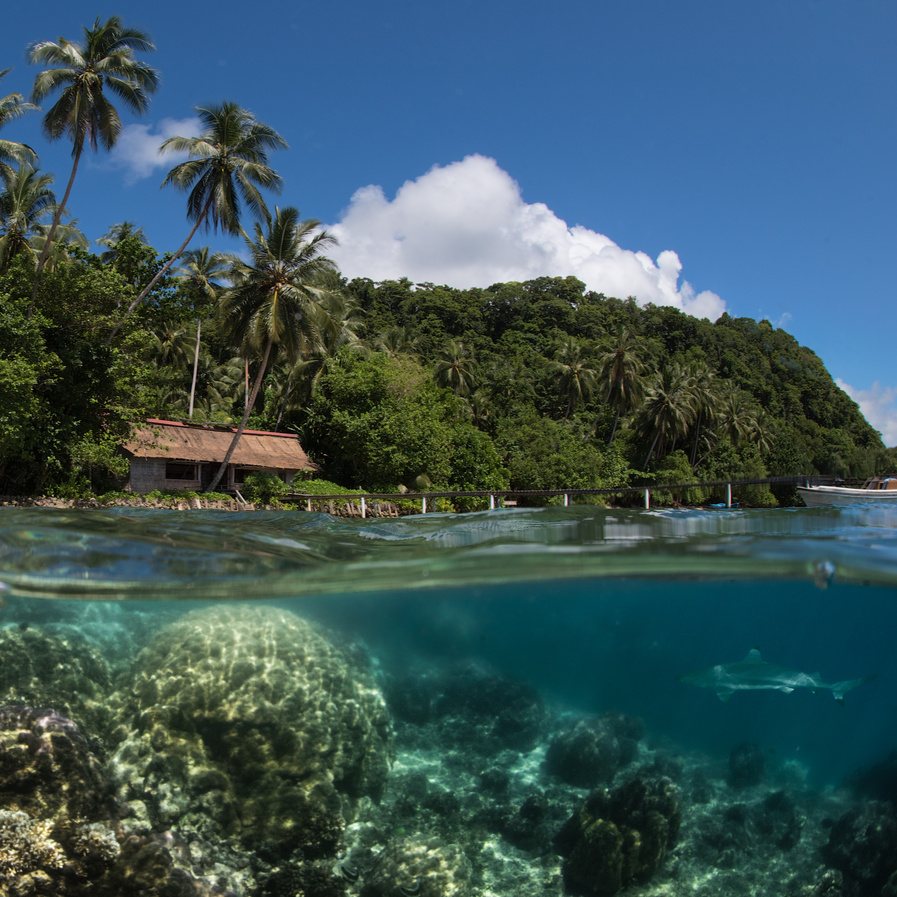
[716, 689, 734, 703]
[745, 649, 763, 663]
[833, 674, 877, 706]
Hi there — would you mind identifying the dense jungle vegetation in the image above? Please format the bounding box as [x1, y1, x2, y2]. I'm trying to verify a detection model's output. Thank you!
[0, 17, 892, 504]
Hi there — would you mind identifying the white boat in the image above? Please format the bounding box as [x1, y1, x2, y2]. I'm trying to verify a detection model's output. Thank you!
[797, 476, 897, 507]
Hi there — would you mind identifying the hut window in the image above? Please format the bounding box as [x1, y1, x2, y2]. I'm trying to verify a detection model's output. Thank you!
[165, 462, 197, 480]
[233, 467, 251, 485]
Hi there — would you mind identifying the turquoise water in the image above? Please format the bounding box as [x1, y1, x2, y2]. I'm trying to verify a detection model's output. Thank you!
[0, 505, 896, 895]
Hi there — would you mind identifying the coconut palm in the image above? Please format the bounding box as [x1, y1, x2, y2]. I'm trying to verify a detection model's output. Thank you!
[716, 381, 759, 447]
[685, 362, 717, 469]
[640, 363, 699, 468]
[174, 247, 230, 417]
[97, 221, 147, 263]
[375, 325, 421, 358]
[28, 16, 159, 285]
[435, 339, 478, 397]
[597, 328, 647, 443]
[552, 336, 597, 420]
[205, 206, 338, 493]
[0, 68, 38, 183]
[0, 163, 87, 273]
[108, 101, 287, 342]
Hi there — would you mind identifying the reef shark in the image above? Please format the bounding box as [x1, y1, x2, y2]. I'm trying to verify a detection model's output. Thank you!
[678, 649, 875, 705]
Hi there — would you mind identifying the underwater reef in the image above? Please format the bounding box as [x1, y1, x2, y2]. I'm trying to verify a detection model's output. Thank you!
[0, 602, 895, 895]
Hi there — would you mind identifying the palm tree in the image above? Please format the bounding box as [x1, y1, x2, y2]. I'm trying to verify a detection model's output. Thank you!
[108, 101, 287, 342]
[375, 325, 421, 358]
[97, 221, 147, 262]
[685, 362, 717, 469]
[716, 381, 759, 447]
[174, 247, 230, 417]
[435, 339, 478, 397]
[270, 289, 365, 427]
[0, 68, 38, 183]
[28, 16, 159, 288]
[552, 336, 597, 420]
[640, 363, 698, 468]
[0, 163, 87, 273]
[205, 207, 338, 493]
[597, 328, 646, 443]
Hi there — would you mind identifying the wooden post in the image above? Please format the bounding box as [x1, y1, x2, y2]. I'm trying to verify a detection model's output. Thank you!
[564, 494, 569, 507]
[361, 496, 367, 519]
[644, 488, 650, 509]
[726, 483, 732, 508]
[422, 496, 427, 514]
[489, 494, 495, 510]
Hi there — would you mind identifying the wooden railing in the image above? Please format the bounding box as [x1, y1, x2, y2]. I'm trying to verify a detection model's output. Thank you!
[285, 474, 847, 516]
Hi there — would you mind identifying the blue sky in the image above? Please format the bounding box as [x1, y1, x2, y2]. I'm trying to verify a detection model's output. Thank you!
[2, 1, 896, 444]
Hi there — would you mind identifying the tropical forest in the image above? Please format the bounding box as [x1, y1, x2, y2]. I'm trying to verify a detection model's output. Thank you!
[0, 17, 892, 506]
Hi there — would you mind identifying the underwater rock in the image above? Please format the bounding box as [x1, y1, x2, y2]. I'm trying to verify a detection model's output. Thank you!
[823, 800, 897, 895]
[108, 605, 393, 855]
[0, 705, 114, 825]
[359, 833, 472, 897]
[259, 860, 347, 897]
[884, 869, 897, 897]
[694, 789, 803, 868]
[545, 716, 634, 788]
[845, 749, 897, 807]
[728, 742, 766, 788]
[555, 770, 681, 895]
[0, 627, 114, 746]
[387, 673, 438, 725]
[433, 664, 547, 752]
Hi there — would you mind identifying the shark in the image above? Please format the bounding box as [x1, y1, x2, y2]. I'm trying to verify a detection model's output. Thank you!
[678, 649, 875, 705]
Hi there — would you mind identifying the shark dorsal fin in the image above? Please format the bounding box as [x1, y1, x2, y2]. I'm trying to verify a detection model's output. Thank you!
[745, 649, 763, 663]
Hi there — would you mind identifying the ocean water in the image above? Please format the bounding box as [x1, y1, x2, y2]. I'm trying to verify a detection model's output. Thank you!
[0, 504, 896, 896]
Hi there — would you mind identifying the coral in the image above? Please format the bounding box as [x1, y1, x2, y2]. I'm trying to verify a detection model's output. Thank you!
[359, 833, 472, 897]
[432, 665, 547, 752]
[823, 800, 897, 895]
[0, 626, 114, 745]
[555, 770, 681, 895]
[109, 605, 393, 854]
[72, 822, 121, 863]
[728, 742, 766, 788]
[546, 714, 643, 788]
[0, 705, 114, 825]
[0, 810, 65, 876]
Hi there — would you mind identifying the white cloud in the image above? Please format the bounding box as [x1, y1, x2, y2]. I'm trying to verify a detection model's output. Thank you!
[328, 155, 725, 320]
[106, 117, 201, 183]
[836, 379, 897, 448]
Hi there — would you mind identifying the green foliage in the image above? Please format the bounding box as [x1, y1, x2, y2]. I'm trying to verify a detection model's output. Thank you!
[306, 352, 508, 493]
[242, 471, 289, 505]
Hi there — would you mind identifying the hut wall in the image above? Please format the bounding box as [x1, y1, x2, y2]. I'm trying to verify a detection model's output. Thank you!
[128, 458, 203, 493]
[128, 458, 167, 493]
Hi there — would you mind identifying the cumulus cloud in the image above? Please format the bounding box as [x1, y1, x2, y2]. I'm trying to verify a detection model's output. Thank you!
[836, 379, 897, 448]
[328, 155, 725, 320]
[106, 117, 200, 183]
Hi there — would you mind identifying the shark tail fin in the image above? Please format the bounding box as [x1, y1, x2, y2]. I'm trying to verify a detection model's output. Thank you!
[833, 674, 876, 706]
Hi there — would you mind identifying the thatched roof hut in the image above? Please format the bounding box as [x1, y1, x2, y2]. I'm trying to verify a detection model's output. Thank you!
[122, 419, 318, 493]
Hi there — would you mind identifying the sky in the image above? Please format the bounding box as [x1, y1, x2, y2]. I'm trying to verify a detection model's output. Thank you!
[2, 1, 895, 445]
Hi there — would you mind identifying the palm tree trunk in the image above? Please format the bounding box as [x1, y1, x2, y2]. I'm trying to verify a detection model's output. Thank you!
[29, 148, 81, 315]
[188, 319, 201, 418]
[608, 410, 620, 445]
[205, 335, 274, 494]
[644, 430, 662, 469]
[105, 196, 213, 345]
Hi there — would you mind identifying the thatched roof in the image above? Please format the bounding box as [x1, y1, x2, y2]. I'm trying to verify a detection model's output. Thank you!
[124, 419, 319, 471]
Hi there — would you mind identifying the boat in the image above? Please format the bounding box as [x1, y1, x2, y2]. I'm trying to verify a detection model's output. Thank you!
[797, 476, 897, 507]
